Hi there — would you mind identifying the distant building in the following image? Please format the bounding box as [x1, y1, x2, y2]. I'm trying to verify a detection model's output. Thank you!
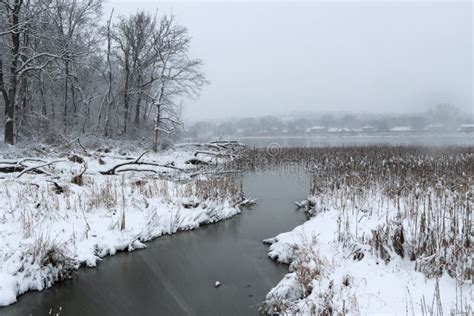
[389, 126, 413, 132]
[459, 124, 474, 133]
[305, 126, 326, 133]
[328, 127, 350, 133]
[362, 125, 377, 132]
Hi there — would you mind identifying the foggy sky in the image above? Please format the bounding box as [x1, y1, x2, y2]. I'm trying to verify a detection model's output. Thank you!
[105, 0, 473, 122]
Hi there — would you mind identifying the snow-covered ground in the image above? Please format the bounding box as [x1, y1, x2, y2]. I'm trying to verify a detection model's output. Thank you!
[263, 209, 471, 314]
[0, 141, 248, 306]
[262, 194, 472, 315]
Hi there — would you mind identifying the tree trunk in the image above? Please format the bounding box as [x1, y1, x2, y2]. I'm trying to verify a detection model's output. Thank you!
[153, 104, 161, 152]
[40, 73, 47, 115]
[134, 92, 142, 126]
[102, 11, 114, 137]
[134, 76, 142, 127]
[4, 97, 14, 145]
[4, 0, 22, 145]
[153, 82, 166, 151]
[71, 75, 76, 125]
[123, 62, 130, 134]
[63, 59, 69, 126]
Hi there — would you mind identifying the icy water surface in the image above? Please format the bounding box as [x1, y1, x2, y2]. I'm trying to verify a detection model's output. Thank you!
[2, 171, 309, 316]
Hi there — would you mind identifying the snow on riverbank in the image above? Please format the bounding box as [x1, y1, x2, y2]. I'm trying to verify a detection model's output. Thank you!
[263, 209, 470, 314]
[0, 142, 248, 306]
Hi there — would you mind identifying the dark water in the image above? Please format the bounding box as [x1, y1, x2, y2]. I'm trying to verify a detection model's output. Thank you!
[1, 171, 309, 316]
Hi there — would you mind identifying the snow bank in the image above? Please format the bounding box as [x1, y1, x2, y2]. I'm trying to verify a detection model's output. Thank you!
[263, 203, 471, 315]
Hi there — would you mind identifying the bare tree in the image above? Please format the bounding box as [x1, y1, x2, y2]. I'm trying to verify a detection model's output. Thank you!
[149, 14, 206, 151]
[0, 3, 206, 145]
[0, 0, 63, 144]
[49, 0, 102, 128]
[98, 9, 116, 137]
[113, 11, 158, 134]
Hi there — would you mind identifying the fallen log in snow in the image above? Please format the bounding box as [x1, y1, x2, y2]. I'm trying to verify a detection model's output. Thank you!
[0, 159, 65, 177]
[100, 152, 187, 175]
[17, 160, 65, 178]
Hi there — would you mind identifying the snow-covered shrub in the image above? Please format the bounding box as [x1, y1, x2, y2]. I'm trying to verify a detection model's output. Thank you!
[1, 233, 77, 304]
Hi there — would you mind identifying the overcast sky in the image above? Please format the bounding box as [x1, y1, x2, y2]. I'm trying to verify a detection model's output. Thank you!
[105, 0, 473, 122]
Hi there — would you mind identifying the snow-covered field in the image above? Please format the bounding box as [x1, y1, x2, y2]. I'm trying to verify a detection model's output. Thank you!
[251, 146, 473, 315]
[0, 141, 249, 306]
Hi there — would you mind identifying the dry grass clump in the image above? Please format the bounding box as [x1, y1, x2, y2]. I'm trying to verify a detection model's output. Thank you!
[185, 176, 241, 202]
[132, 178, 171, 201]
[87, 179, 117, 209]
[85, 174, 243, 216]
[15, 234, 78, 290]
[292, 243, 325, 297]
[261, 241, 357, 315]
[128, 175, 241, 204]
[28, 234, 75, 272]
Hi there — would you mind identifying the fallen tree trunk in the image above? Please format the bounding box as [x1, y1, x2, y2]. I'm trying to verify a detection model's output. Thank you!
[0, 166, 28, 173]
[17, 160, 66, 178]
[0, 165, 45, 175]
[0, 158, 64, 176]
[100, 152, 187, 175]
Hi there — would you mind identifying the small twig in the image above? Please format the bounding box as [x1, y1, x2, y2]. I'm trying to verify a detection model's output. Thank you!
[77, 138, 89, 156]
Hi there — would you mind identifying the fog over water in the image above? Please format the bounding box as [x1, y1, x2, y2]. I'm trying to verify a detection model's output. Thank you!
[106, 0, 473, 122]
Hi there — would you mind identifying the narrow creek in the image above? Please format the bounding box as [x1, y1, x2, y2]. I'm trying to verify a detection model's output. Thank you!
[2, 170, 309, 315]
